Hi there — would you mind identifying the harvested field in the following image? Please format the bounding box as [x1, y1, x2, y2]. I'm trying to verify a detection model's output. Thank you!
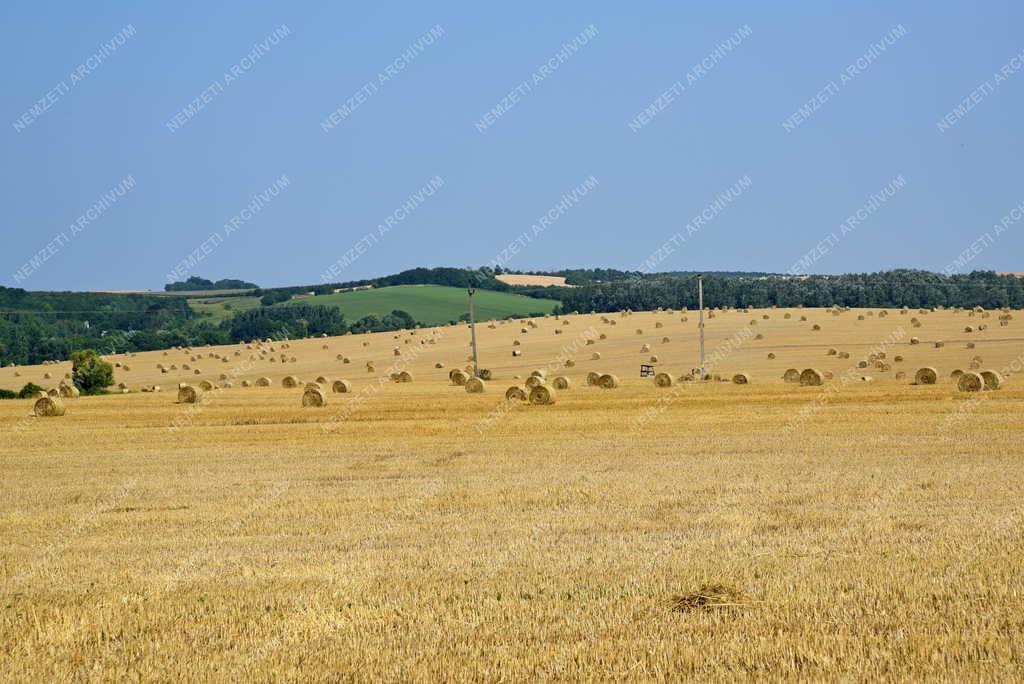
[2, 306, 1024, 679]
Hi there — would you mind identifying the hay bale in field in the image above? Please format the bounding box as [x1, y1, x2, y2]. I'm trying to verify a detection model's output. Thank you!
[524, 375, 545, 390]
[965, 342, 975, 349]
[732, 373, 750, 384]
[177, 383, 202, 404]
[450, 369, 469, 386]
[914, 367, 938, 385]
[599, 333, 607, 340]
[934, 341, 944, 349]
[783, 368, 800, 383]
[662, 336, 670, 344]
[838, 352, 850, 359]
[585, 339, 595, 346]
[910, 337, 920, 345]
[655, 321, 664, 328]
[219, 381, 233, 389]
[282, 375, 300, 388]
[193, 369, 202, 375]
[552, 376, 570, 390]
[894, 355, 904, 363]
[586, 371, 601, 386]
[591, 352, 602, 360]
[512, 350, 522, 357]
[434, 362, 445, 369]
[799, 368, 823, 386]
[649, 355, 659, 363]
[857, 360, 868, 369]
[528, 384, 556, 405]
[811, 324, 821, 331]
[827, 348, 838, 356]
[315, 375, 329, 385]
[980, 369, 1003, 390]
[950, 369, 964, 379]
[332, 379, 352, 393]
[598, 373, 619, 389]
[58, 382, 80, 399]
[198, 380, 215, 391]
[302, 386, 327, 407]
[34, 395, 65, 417]
[465, 376, 486, 393]
[654, 372, 673, 388]
[958, 371, 984, 392]
[564, 359, 576, 368]
[767, 352, 776, 359]
[640, 344, 651, 353]
[754, 333, 764, 340]
[254, 376, 273, 387]
[395, 370, 414, 383]
[964, 326, 974, 333]
[859, 375, 873, 382]
[241, 379, 251, 387]
[530, 369, 547, 379]
[505, 386, 527, 401]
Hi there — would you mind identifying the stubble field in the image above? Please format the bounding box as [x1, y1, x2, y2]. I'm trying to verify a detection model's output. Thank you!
[1, 306, 1022, 680]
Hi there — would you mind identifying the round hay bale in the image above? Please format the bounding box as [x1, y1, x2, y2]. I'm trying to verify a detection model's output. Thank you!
[640, 344, 651, 353]
[219, 381, 233, 389]
[965, 342, 975, 349]
[524, 375, 545, 390]
[586, 372, 601, 386]
[282, 376, 300, 388]
[315, 375, 329, 385]
[241, 379, 252, 387]
[732, 373, 750, 385]
[635, 329, 643, 335]
[799, 368, 823, 386]
[894, 355, 904, 363]
[910, 337, 920, 345]
[396, 371, 414, 383]
[58, 383, 80, 399]
[895, 371, 906, 380]
[301, 386, 327, 407]
[43, 372, 52, 379]
[198, 379, 215, 391]
[465, 377, 486, 393]
[654, 372, 673, 388]
[512, 350, 522, 357]
[599, 333, 607, 340]
[564, 359, 576, 368]
[662, 336, 670, 344]
[767, 352, 776, 359]
[177, 384, 202, 404]
[505, 386, 526, 401]
[858, 360, 868, 369]
[957, 371, 984, 392]
[47, 388, 60, 398]
[552, 376, 570, 390]
[783, 368, 801, 383]
[530, 369, 547, 379]
[914, 367, 938, 385]
[434, 362, 445, 369]
[33, 395, 65, 417]
[366, 362, 376, 373]
[585, 339, 595, 346]
[811, 324, 821, 331]
[591, 352, 602, 360]
[450, 369, 469, 386]
[332, 379, 352, 393]
[980, 369, 1003, 390]
[598, 373, 619, 389]
[934, 341, 944, 349]
[950, 369, 964, 379]
[528, 384, 556, 405]
[256, 377, 272, 387]
[827, 348, 837, 356]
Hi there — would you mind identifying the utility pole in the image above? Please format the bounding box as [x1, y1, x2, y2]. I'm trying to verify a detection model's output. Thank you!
[467, 285, 479, 377]
[698, 276, 705, 379]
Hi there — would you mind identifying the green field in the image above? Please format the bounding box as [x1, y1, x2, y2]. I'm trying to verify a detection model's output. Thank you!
[283, 285, 559, 325]
[187, 296, 262, 323]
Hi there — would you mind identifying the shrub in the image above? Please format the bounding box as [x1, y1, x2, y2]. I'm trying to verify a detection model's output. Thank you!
[71, 349, 114, 394]
[16, 382, 45, 399]
[0, 388, 16, 399]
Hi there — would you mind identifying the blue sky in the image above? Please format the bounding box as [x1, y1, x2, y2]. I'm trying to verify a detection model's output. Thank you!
[2, 1, 1022, 290]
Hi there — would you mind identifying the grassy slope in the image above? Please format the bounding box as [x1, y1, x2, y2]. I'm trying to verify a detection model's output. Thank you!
[283, 285, 558, 325]
[187, 296, 262, 323]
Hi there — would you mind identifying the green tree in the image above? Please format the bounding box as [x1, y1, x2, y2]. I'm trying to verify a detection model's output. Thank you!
[71, 349, 114, 394]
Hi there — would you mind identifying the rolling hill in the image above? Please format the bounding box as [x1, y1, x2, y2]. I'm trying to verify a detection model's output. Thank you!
[282, 285, 559, 325]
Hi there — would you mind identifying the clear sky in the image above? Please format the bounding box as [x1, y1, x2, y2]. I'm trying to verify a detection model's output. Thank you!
[2, 1, 1022, 291]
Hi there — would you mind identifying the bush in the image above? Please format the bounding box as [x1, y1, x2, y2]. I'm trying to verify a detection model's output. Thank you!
[16, 382, 44, 399]
[71, 349, 114, 394]
[0, 388, 16, 400]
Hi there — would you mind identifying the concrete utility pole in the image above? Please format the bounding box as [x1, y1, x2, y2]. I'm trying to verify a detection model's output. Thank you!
[698, 276, 705, 379]
[468, 286, 479, 377]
